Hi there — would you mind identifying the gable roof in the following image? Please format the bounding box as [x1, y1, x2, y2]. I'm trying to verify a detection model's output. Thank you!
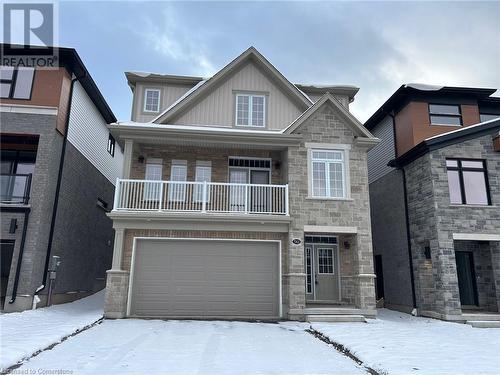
[389, 117, 500, 167]
[282, 92, 376, 139]
[152, 47, 313, 124]
[364, 83, 497, 131]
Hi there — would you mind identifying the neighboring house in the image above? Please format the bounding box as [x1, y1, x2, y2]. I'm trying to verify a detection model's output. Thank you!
[0, 45, 123, 312]
[105, 47, 380, 322]
[365, 83, 500, 325]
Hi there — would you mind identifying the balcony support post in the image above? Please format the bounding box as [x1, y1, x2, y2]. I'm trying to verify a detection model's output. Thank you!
[201, 181, 207, 213]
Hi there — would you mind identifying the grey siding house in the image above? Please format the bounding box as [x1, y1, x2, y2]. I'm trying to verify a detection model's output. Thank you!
[366, 84, 500, 326]
[1, 45, 123, 312]
[105, 47, 380, 322]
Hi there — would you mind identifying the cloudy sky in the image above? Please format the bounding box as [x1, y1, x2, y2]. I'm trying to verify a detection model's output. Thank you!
[58, 1, 500, 122]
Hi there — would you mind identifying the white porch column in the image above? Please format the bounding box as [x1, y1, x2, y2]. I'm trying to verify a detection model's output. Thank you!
[111, 228, 125, 270]
[122, 139, 134, 179]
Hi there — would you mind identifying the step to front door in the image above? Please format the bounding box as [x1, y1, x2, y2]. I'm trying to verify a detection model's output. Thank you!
[306, 314, 367, 323]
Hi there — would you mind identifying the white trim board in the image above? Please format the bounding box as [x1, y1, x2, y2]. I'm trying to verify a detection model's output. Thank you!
[453, 233, 500, 242]
[304, 225, 357, 234]
[126, 237, 283, 318]
[0, 104, 58, 115]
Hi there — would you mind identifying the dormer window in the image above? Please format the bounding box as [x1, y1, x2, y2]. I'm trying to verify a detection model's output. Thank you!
[144, 89, 161, 112]
[429, 104, 462, 126]
[235, 93, 266, 127]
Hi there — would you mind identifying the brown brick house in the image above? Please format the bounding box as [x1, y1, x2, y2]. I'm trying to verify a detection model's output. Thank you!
[104, 47, 380, 321]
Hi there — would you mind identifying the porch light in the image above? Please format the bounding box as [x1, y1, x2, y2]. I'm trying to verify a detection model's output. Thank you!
[343, 241, 350, 249]
[424, 246, 431, 260]
[138, 155, 145, 163]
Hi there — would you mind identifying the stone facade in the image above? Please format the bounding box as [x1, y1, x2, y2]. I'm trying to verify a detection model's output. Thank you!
[286, 103, 376, 313]
[405, 133, 500, 318]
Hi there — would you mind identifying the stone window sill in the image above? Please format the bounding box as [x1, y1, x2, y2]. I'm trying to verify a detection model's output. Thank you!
[449, 204, 497, 208]
[306, 196, 354, 202]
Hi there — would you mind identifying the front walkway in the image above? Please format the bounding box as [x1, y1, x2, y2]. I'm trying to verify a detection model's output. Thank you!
[14, 320, 366, 374]
[0, 291, 104, 371]
[311, 309, 500, 375]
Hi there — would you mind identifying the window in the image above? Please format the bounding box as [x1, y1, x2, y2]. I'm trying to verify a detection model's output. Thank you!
[446, 159, 490, 205]
[429, 104, 462, 126]
[0, 67, 35, 99]
[169, 160, 187, 201]
[480, 113, 499, 122]
[310, 150, 345, 198]
[235, 94, 266, 127]
[144, 89, 161, 112]
[144, 159, 163, 201]
[107, 134, 115, 157]
[318, 248, 334, 274]
[194, 162, 212, 203]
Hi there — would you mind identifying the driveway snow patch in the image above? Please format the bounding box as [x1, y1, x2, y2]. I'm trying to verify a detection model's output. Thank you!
[16, 320, 366, 374]
[0, 290, 104, 371]
[312, 308, 500, 375]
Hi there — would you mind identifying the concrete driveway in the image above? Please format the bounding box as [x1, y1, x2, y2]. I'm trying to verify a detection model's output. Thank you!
[16, 319, 367, 374]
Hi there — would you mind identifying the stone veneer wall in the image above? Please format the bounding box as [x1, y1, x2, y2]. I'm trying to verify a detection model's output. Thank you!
[286, 103, 376, 312]
[404, 133, 500, 317]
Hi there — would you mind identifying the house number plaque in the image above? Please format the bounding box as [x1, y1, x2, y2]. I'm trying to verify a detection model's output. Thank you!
[292, 238, 301, 245]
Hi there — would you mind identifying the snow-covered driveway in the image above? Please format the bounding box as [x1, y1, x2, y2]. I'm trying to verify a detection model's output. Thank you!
[15, 319, 367, 374]
[312, 309, 500, 375]
[0, 291, 104, 371]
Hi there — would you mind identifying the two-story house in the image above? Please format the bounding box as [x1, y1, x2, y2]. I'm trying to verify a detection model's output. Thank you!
[365, 84, 500, 327]
[1, 45, 123, 312]
[104, 47, 380, 322]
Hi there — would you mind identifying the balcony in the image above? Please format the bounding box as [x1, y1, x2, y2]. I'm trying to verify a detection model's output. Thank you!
[113, 179, 289, 215]
[0, 174, 32, 205]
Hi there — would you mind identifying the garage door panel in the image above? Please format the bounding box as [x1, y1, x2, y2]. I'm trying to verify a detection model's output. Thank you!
[129, 239, 279, 318]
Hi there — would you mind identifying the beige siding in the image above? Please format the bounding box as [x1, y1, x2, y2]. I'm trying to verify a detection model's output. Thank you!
[132, 82, 194, 122]
[170, 62, 303, 130]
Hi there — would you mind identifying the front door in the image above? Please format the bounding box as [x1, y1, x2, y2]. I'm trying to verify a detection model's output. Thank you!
[455, 251, 479, 307]
[250, 170, 270, 212]
[305, 242, 340, 302]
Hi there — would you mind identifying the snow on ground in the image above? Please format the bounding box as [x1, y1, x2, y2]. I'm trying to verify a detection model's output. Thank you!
[312, 308, 500, 375]
[0, 290, 104, 371]
[16, 319, 366, 375]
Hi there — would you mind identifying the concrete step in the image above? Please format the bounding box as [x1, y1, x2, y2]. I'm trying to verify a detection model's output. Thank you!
[303, 308, 362, 315]
[306, 314, 367, 323]
[462, 313, 500, 322]
[467, 321, 500, 328]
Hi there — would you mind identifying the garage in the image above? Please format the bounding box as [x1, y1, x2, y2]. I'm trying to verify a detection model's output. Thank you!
[128, 238, 281, 319]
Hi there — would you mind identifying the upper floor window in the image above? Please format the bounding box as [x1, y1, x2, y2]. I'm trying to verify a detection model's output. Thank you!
[446, 159, 490, 205]
[107, 134, 115, 157]
[144, 89, 161, 112]
[480, 113, 499, 122]
[429, 104, 462, 126]
[235, 93, 265, 127]
[0, 67, 35, 100]
[310, 149, 346, 199]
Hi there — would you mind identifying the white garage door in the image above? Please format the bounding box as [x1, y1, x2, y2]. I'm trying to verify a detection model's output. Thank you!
[129, 239, 280, 319]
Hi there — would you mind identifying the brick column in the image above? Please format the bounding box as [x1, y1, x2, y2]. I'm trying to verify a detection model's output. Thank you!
[353, 232, 376, 313]
[104, 228, 129, 318]
[490, 242, 500, 312]
[286, 229, 306, 317]
[122, 139, 133, 179]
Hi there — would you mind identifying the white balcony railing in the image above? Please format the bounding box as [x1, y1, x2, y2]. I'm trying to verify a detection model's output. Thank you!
[113, 179, 289, 215]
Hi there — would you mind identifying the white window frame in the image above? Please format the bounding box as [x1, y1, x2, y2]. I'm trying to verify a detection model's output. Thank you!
[169, 160, 187, 202]
[144, 158, 163, 201]
[317, 248, 335, 275]
[307, 144, 351, 200]
[194, 161, 212, 203]
[235, 93, 266, 128]
[144, 88, 161, 112]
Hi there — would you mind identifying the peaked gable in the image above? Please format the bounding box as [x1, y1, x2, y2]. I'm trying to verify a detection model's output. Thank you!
[283, 92, 376, 139]
[153, 47, 312, 125]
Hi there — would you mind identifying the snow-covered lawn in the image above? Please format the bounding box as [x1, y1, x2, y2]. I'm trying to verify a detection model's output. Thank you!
[15, 320, 366, 374]
[312, 309, 500, 375]
[0, 291, 104, 371]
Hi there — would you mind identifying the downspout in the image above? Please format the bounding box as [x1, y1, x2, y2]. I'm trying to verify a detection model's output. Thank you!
[33, 73, 82, 305]
[7, 206, 30, 304]
[389, 112, 417, 310]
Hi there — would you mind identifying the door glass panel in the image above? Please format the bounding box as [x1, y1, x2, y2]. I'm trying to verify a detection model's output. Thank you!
[318, 248, 334, 274]
[250, 170, 269, 213]
[144, 162, 162, 201]
[305, 247, 313, 294]
[229, 169, 248, 211]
